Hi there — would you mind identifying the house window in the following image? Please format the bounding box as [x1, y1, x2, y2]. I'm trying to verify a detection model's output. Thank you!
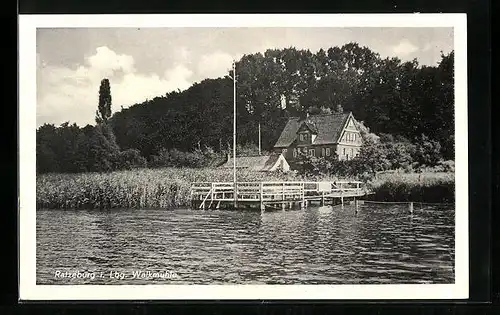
[299, 134, 304, 141]
[309, 149, 315, 157]
[321, 148, 325, 157]
[353, 133, 356, 141]
[282, 148, 287, 154]
[326, 147, 331, 156]
[293, 148, 297, 158]
[343, 148, 346, 156]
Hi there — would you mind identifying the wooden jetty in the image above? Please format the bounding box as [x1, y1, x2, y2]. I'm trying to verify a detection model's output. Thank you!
[190, 180, 369, 211]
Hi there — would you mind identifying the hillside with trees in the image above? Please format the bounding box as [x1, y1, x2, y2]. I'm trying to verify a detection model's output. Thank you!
[36, 43, 454, 175]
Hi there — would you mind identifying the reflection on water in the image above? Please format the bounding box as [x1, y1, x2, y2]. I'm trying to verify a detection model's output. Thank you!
[36, 204, 455, 284]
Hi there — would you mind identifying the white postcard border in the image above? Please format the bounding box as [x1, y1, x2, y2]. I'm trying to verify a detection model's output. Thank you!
[19, 13, 468, 300]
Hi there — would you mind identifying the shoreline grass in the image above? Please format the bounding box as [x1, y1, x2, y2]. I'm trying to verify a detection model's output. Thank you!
[368, 171, 455, 203]
[36, 168, 454, 210]
[36, 168, 309, 210]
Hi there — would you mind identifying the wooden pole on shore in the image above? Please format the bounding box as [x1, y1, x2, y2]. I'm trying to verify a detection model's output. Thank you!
[258, 121, 261, 156]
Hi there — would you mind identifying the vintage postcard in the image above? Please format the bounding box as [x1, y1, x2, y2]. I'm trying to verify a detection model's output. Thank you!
[19, 13, 468, 300]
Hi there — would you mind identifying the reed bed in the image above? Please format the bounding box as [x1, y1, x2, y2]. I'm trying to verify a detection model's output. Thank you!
[36, 168, 454, 210]
[368, 171, 455, 203]
[36, 168, 316, 210]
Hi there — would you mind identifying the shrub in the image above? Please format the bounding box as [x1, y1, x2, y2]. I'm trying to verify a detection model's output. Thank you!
[149, 147, 223, 168]
[384, 141, 416, 170]
[117, 148, 147, 170]
[414, 134, 442, 167]
[439, 160, 455, 172]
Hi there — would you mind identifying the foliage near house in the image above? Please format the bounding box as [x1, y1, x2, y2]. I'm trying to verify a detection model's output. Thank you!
[292, 119, 453, 182]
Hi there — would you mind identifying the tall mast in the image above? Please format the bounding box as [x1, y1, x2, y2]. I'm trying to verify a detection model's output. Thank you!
[232, 60, 237, 208]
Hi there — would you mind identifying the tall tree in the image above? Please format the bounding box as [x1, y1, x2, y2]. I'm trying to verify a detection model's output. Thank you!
[96, 78, 112, 124]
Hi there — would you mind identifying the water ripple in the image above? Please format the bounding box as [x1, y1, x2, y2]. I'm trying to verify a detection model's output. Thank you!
[37, 204, 455, 285]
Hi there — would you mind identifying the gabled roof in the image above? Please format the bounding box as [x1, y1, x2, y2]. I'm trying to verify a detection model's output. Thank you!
[274, 112, 351, 148]
[298, 120, 319, 134]
[221, 153, 286, 171]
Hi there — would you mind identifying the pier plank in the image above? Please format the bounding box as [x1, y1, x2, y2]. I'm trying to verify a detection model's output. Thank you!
[190, 180, 369, 210]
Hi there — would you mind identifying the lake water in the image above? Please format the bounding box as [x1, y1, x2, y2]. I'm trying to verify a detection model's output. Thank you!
[36, 204, 455, 285]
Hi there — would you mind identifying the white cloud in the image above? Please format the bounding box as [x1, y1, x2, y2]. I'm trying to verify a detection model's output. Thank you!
[391, 39, 419, 56]
[87, 46, 135, 74]
[37, 46, 193, 126]
[173, 46, 192, 62]
[197, 51, 235, 79]
[422, 42, 435, 52]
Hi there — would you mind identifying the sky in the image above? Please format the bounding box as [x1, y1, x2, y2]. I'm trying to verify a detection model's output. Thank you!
[36, 27, 454, 127]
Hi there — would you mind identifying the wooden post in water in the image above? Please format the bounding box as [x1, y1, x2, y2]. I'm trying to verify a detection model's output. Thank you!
[340, 182, 344, 208]
[300, 182, 305, 210]
[211, 183, 214, 205]
[409, 201, 414, 214]
[259, 182, 264, 212]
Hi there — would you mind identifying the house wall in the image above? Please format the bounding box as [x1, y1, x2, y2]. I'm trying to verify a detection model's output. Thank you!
[277, 142, 361, 162]
[336, 144, 361, 161]
[274, 114, 363, 163]
[276, 145, 339, 161]
[269, 156, 291, 172]
[336, 116, 362, 160]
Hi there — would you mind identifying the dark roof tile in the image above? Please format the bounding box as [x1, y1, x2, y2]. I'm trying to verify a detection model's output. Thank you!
[274, 113, 350, 148]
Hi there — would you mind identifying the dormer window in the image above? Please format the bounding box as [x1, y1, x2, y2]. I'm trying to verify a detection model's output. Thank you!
[299, 132, 309, 142]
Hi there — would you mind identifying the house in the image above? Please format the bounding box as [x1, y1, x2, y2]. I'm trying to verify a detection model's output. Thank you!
[273, 112, 362, 162]
[221, 153, 290, 172]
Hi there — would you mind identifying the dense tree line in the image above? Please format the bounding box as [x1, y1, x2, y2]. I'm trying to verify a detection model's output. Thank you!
[37, 43, 454, 174]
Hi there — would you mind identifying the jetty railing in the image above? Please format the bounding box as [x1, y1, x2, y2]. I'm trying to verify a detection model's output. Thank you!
[190, 180, 368, 210]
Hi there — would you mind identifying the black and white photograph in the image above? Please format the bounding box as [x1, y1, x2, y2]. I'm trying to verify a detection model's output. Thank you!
[19, 14, 468, 300]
